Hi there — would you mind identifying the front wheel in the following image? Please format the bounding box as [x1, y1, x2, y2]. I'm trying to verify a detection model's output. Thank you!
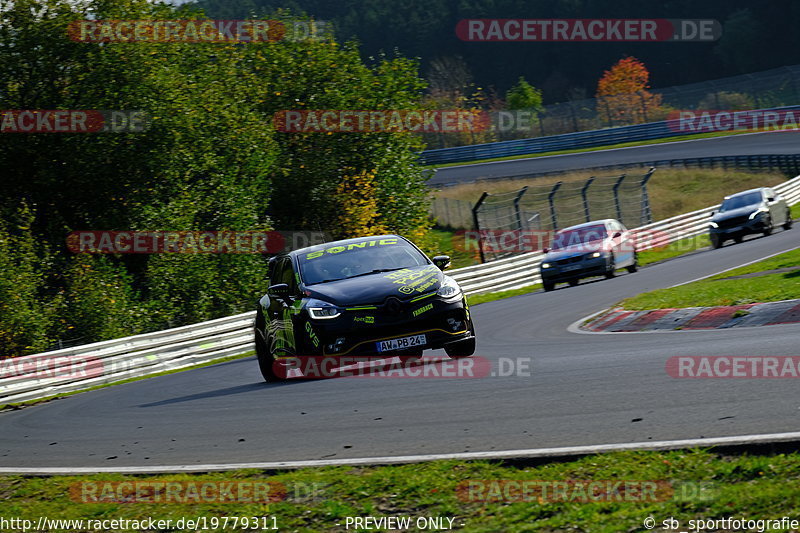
[255, 309, 284, 382]
[710, 233, 722, 249]
[762, 216, 773, 236]
[568, 278, 579, 287]
[543, 280, 555, 292]
[604, 255, 616, 279]
[784, 211, 793, 230]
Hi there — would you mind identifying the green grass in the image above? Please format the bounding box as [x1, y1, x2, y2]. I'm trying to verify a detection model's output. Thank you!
[622, 247, 800, 310]
[5, 448, 800, 532]
[637, 234, 710, 267]
[467, 284, 541, 306]
[424, 129, 750, 169]
[428, 228, 480, 269]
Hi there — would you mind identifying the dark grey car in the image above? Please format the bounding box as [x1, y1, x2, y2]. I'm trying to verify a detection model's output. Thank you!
[709, 187, 792, 248]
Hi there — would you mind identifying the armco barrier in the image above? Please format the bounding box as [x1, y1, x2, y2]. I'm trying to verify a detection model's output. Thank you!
[420, 105, 800, 166]
[2, 174, 798, 405]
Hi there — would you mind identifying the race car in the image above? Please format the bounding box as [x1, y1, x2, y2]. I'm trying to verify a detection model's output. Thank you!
[254, 235, 476, 381]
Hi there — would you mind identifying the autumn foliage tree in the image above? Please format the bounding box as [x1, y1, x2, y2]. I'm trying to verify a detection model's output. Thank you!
[596, 57, 662, 125]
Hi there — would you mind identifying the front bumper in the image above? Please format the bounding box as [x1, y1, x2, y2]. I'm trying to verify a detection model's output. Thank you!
[710, 216, 768, 238]
[301, 297, 472, 357]
[540, 256, 609, 282]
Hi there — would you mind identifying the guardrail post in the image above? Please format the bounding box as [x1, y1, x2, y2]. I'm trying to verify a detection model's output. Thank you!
[548, 181, 563, 230]
[612, 174, 626, 223]
[640, 167, 655, 225]
[581, 177, 595, 222]
[472, 192, 489, 264]
[513, 186, 528, 251]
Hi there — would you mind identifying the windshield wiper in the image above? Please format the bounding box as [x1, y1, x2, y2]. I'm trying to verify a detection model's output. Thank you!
[344, 268, 405, 279]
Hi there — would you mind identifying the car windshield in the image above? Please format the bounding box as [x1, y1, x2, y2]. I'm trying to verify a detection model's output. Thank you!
[299, 238, 428, 285]
[551, 224, 607, 250]
[720, 192, 763, 212]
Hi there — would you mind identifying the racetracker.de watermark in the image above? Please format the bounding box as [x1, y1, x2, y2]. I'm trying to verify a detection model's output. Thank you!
[272, 355, 531, 379]
[71, 480, 286, 504]
[451, 229, 670, 254]
[456, 479, 716, 503]
[668, 109, 800, 133]
[0, 110, 149, 133]
[273, 110, 490, 133]
[69, 19, 282, 43]
[66, 230, 328, 254]
[456, 19, 721, 42]
[666, 356, 800, 378]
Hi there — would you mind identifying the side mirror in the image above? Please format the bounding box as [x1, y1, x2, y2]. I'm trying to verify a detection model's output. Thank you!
[710, 210, 716, 216]
[543, 247, 549, 253]
[268, 283, 291, 299]
[432, 255, 451, 270]
[768, 197, 775, 203]
[613, 231, 622, 238]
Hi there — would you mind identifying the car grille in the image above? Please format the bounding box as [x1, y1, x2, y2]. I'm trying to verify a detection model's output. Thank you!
[555, 255, 583, 266]
[718, 214, 750, 229]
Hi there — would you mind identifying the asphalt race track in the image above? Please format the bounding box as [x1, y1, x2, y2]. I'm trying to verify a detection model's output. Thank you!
[428, 130, 800, 186]
[1, 227, 798, 469]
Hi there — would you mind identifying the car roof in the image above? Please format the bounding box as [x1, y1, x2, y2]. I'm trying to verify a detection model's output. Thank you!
[287, 234, 406, 258]
[724, 188, 765, 200]
[559, 219, 617, 232]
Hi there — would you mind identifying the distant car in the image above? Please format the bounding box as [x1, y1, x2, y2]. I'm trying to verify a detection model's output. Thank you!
[539, 219, 637, 292]
[254, 235, 476, 381]
[709, 187, 792, 248]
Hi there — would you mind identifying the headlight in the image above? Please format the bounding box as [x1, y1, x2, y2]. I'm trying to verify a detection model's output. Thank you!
[437, 276, 462, 301]
[308, 306, 341, 319]
[749, 208, 768, 220]
[590, 251, 602, 258]
[709, 221, 719, 228]
[541, 262, 551, 269]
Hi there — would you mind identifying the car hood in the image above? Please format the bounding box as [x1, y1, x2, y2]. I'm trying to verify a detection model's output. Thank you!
[304, 264, 443, 307]
[712, 205, 760, 222]
[543, 242, 603, 261]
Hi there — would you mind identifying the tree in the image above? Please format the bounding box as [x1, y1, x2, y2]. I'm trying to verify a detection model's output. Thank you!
[506, 77, 543, 111]
[596, 57, 662, 126]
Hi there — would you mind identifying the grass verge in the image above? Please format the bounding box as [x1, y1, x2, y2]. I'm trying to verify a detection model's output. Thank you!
[4, 448, 800, 532]
[622, 246, 800, 310]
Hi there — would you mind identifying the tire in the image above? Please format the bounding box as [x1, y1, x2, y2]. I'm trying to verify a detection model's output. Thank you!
[784, 211, 793, 230]
[762, 216, 773, 236]
[568, 278, 579, 287]
[445, 332, 475, 358]
[604, 255, 616, 279]
[543, 280, 555, 292]
[626, 253, 638, 273]
[710, 233, 722, 249]
[733, 234, 743, 244]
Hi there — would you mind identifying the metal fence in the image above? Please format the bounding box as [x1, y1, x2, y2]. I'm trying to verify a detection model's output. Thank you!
[469, 169, 655, 262]
[429, 153, 800, 189]
[421, 104, 800, 166]
[430, 196, 474, 229]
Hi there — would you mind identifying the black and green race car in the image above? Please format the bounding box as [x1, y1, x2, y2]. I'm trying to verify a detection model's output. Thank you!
[254, 235, 476, 381]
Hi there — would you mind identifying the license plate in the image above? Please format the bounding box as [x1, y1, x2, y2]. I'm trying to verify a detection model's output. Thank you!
[376, 334, 427, 352]
[562, 264, 581, 272]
